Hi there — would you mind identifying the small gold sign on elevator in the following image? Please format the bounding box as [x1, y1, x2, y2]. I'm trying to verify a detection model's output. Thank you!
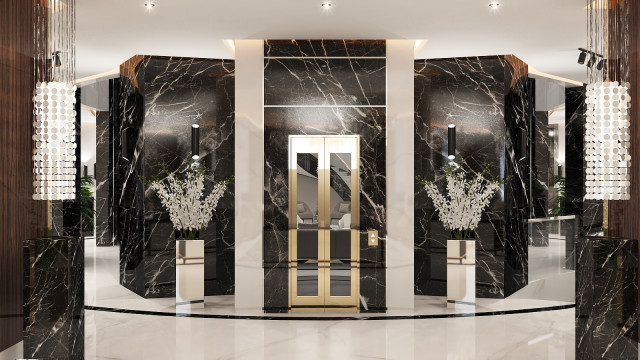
[368, 230, 378, 246]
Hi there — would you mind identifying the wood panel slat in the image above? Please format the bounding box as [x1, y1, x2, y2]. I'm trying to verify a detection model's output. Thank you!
[0, 0, 48, 352]
[609, 0, 640, 239]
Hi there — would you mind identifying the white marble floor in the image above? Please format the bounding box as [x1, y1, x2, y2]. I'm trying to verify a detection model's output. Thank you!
[0, 238, 581, 360]
[81, 308, 576, 360]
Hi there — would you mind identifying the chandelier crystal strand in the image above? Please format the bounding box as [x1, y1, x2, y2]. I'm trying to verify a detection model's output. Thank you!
[585, 0, 632, 201]
[32, 0, 77, 201]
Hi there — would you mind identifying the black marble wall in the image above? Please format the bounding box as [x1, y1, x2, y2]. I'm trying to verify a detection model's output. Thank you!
[23, 237, 84, 360]
[564, 87, 603, 235]
[576, 236, 638, 359]
[91, 77, 117, 246]
[117, 56, 235, 298]
[263, 40, 387, 312]
[414, 56, 530, 298]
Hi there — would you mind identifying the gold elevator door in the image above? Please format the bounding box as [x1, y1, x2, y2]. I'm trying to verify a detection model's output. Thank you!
[288, 136, 360, 312]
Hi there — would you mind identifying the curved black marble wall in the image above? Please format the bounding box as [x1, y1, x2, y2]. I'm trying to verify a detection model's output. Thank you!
[117, 56, 235, 298]
[414, 56, 530, 298]
[263, 40, 387, 313]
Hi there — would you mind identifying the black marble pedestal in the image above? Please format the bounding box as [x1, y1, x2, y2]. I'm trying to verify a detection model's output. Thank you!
[576, 236, 638, 359]
[24, 236, 84, 360]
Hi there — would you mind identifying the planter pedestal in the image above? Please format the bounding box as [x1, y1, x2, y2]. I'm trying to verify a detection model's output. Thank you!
[176, 239, 204, 309]
[447, 239, 475, 309]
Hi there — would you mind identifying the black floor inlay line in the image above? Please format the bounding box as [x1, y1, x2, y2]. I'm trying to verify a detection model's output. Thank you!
[84, 304, 575, 321]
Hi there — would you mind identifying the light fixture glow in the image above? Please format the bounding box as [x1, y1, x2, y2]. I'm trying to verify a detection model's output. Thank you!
[321, 2, 332, 8]
[584, 81, 631, 200]
[447, 124, 456, 160]
[489, 1, 500, 8]
[191, 124, 200, 161]
[145, 2, 155, 8]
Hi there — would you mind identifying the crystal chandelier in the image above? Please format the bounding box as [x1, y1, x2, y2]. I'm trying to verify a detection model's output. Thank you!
[584, 0, 632, 201]
[32, 0, 77, 200]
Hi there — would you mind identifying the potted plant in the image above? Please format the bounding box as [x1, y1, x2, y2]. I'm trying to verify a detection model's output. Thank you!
[145, 162, 233, 309]
[416, 162, 509, 240]
[145, 162, 233, 240]
[417, 162, 509, 308]
[80, 175, 96, 236]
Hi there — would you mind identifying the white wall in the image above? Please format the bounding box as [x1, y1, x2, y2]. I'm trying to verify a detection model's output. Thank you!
[234, 40, 264, 312]
[80, 108, 96, 176]
[386, 40, 415, 312]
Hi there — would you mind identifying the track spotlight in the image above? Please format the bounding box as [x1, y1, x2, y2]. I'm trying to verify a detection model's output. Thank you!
[587, 55, 597, 68]
[596, 58, 605, 71]
[53, 51, 62, 67]
[577, 50, 587, 65]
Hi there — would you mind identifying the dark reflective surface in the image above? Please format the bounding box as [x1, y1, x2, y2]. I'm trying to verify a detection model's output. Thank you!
[330, 153, 351, 296]
[297, 153, 319, 296]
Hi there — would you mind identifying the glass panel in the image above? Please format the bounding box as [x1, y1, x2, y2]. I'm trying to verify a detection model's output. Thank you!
[296, 153, 319, 296]
[329, 153, 351, 296]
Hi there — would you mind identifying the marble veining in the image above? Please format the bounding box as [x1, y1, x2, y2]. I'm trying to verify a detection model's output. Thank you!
[95, 107, 112, 246]
[414, 56, 530, 298]
[264, 58, 386, 106]
[23, 237, 84, 360]
[564, 87, 603, 235]
[117, 56, 235, 298]
[576, 236, 638, 359]
[264, 39, 386, 58]
[263, 40, 387, 312]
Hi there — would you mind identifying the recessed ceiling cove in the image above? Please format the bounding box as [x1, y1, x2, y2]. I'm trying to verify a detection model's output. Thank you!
[77, 0, 587, 82]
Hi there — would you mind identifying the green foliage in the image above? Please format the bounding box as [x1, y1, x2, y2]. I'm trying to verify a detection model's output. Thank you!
[80, 175, 96, 228]
[548, 175, 566, 216]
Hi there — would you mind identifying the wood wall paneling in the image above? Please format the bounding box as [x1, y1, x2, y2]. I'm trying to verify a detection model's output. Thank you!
[609, 0, 640, 239]
[0, 0, 49, 352]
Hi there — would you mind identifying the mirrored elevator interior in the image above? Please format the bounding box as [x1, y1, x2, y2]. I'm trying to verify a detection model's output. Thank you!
[289, 136, 360, 312]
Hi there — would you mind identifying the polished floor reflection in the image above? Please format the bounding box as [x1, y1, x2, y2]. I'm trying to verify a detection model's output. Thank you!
[81, 308, 576, 359]
[85, 240, 572, 317]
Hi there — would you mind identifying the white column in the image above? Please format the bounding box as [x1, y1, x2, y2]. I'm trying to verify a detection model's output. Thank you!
[385, 40, 415, 312]
[234, 40, 264, 312]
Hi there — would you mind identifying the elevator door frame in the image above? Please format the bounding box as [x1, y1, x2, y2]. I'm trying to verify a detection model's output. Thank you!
[288, 135, 360, 312]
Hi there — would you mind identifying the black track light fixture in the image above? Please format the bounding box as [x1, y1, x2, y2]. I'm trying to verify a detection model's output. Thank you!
[587, 55, 597, 68]
[596, 58, 605, 71]
[577, 50, 587, 65]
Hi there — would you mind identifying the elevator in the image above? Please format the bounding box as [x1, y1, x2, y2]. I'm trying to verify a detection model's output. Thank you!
[288, 136, 360, 312]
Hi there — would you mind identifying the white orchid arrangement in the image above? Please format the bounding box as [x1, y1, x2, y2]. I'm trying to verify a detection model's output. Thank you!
[145, 162, 233, 240]
[417, 162, 510, 240]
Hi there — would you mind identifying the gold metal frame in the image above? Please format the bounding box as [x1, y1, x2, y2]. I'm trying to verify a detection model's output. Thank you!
[288, 136, 360, 312]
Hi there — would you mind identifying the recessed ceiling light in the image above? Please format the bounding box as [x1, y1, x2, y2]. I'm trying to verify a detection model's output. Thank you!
[321, 2, 332, 8]
[489, 1, 500, 8]
[144, 2, 155, 8]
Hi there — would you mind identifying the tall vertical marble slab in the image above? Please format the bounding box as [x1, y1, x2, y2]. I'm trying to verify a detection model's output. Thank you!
[23, 237, 84, 360]
[263, 40, 387, 312]
[564, 87, 603, 235]
[414, 56, 530, 298]
[117, 56, 235, 298]
[95, 109, 112, 245]
[576, 236, 638, 359]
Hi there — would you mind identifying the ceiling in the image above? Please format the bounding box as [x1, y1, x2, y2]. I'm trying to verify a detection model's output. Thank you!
[77, 0, 588, 83]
